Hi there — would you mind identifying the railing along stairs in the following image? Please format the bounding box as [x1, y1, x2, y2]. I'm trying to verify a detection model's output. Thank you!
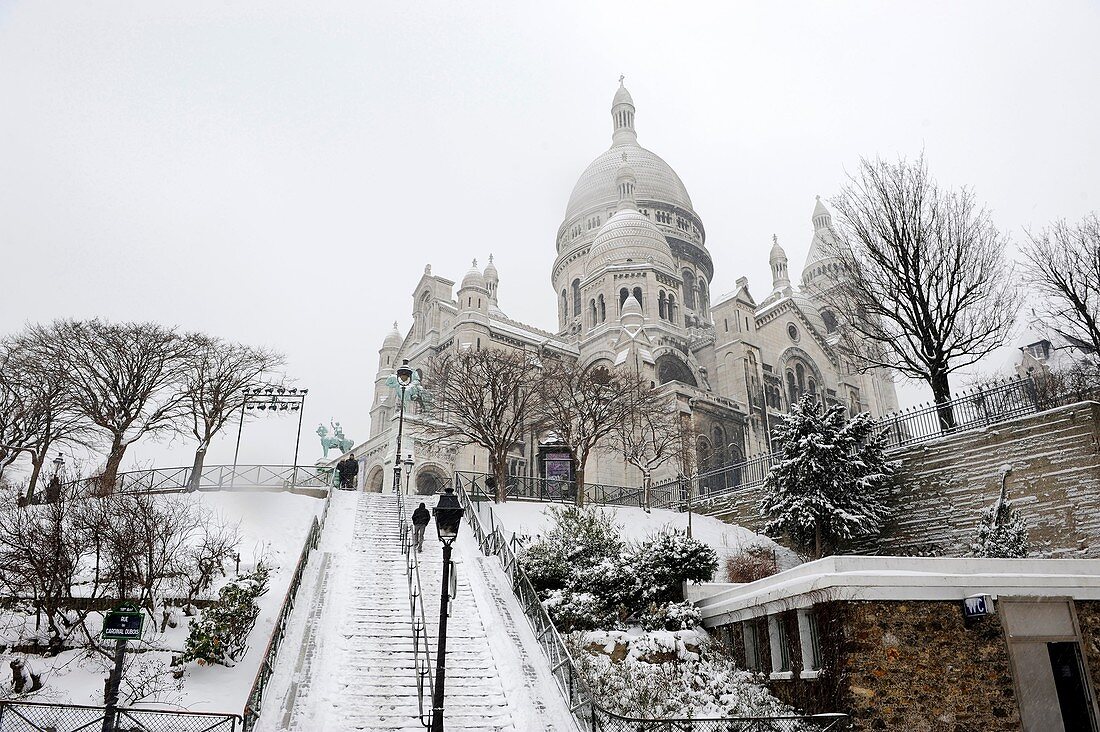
[396, 489, 436, 728]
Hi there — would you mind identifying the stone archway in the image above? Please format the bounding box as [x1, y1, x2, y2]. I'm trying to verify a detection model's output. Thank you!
[655, 353, 698, 388]
[414, 466, 448, 496]
[364, 465, 385, 493]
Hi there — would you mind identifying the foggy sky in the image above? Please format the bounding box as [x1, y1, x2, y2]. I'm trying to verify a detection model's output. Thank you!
[1, 1, 1098, 472]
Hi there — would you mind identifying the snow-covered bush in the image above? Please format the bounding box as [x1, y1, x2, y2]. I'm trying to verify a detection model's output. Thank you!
[630, 531, 718, 604]
[639, 601, 702, 631]
[179, 563, 270, 667]
[520, 507, 716, 631]
[970, 476, 1030, 558]
[571, 635, 802, 720]
[760, 394, 894, 558]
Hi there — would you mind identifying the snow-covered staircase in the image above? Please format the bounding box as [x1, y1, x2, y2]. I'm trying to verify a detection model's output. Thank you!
[257, 490, 573, 732]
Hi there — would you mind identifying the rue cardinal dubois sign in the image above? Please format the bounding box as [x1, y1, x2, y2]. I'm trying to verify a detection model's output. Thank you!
[102, 603, 145, 640]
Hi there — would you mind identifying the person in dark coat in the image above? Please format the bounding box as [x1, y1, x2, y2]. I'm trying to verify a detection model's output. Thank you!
[411, 502, 431, 552]
[336, 453, 359, 490]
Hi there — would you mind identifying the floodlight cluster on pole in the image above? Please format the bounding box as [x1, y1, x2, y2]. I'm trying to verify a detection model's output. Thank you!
[231, 384, 309, 488]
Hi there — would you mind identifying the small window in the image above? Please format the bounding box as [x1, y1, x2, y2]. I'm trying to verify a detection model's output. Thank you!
[787, 323, 800, 342]
[769, 615, 791, 673]
[743, 619, 764, 671]
[797, 608, 823, 676]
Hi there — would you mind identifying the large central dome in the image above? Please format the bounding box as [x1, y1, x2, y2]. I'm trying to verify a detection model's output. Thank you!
[565, 144, 693, 220]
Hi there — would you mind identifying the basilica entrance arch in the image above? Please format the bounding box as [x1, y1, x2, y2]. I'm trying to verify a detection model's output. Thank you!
[655, 353, 698, 387]
[414, 466, 448, 495]
[364, 465, 385, 493]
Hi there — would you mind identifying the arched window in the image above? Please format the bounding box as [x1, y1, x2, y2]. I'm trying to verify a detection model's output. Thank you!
[572, 279, 581, 317]
[561, 289, 568, 322]
[696, 436, 713, 473]
[808, 378, 818, 399]
[796, 363, 806, 393]
[698, 279, 709, 315]
[598, 295, 606, 322]
[712, 426, 726, 464]
[658, 291, 667, 319]
[682, 270, 696, 309]
[619, 288, 629, 310]
[822, 310, 838, 333]
[590, 299, 597, 326]
[667, 294, 676, 322]
[786, 370, 797, 406]
[632, 287, 643, 311]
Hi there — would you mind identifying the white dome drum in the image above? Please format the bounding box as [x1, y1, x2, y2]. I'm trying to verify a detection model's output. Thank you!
[584, 209, 676, 277]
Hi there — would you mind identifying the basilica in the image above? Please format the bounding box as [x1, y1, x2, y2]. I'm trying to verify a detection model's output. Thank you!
[349, 80, 899, 494]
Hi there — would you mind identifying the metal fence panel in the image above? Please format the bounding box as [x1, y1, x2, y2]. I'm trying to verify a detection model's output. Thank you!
[0, 703, 240, 732]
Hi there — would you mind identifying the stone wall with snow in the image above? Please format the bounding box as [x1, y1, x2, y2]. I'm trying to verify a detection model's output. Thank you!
[710, 400, 1100, 557]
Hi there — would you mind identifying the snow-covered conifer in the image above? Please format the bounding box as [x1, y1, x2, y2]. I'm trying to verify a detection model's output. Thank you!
[760, 394, 893, 558]
[970, 475, 1030, 558]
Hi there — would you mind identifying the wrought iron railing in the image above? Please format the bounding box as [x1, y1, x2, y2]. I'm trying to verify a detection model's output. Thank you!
[396, 488, 435, 728]
[0, 701, 241, 731]
[69, 464, 335, 495]
[453, 476, 848, 732]
[241, 487, 332, 730]
[455, 471, 646, 509]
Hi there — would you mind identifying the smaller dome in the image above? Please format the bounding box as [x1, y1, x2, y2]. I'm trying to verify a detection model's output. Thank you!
[460, 259, 485, 290]
[383, 322, 402, 349]
[585, 209, 675, 277]
[620, 293, 643, 326]
[769, 234, 787, 264]
[483, 254, 498, 280]
[613, 81, 634, 108]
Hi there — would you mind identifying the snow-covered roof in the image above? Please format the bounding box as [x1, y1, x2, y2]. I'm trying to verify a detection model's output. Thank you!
[687, 556, 1100, 624]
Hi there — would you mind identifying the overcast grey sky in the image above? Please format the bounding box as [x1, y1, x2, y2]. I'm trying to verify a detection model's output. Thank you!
[2, 1, 1098, 471]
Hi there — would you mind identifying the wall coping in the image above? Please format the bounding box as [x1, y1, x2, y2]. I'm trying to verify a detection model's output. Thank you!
[689, 556, 1100, 625]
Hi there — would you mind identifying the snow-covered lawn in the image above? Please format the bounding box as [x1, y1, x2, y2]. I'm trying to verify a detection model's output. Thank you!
[0, 490, 324, 713]
[480, 500, 801, 579]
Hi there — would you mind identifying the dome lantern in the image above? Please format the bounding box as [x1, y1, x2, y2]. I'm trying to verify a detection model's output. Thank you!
[611, 75, 637, 146]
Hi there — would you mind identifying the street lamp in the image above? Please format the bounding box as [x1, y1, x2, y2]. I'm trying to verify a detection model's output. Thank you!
[392, 359, 414, 495]
[430, 486, 464, 732]
[402, 454, 414, 494]
[52, 453, 64, 475]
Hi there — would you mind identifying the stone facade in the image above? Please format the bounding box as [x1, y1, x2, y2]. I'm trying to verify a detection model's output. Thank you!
[350, 80, 899, 493]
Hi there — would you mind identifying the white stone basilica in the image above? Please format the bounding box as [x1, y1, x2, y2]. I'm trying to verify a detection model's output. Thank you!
[349, 80, 899, 494]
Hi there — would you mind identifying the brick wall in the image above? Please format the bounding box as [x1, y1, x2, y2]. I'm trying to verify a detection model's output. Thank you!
[710, 401, 1100, 557]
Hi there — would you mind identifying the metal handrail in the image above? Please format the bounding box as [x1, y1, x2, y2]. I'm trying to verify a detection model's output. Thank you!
[66, 463, 336, 495]
[396, 489, 435, 729]
[0, 701, 242, 731]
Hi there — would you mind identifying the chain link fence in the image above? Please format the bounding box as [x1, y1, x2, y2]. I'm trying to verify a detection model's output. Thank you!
[0, 702, 241, 732]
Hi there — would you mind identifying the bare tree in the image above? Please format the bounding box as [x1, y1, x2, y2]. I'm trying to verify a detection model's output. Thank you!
[537, 359, 668, 506]
[611, 396, 682, 509]
[823, 155, 1020, 427]
[421, 347, 542, 502]
[1, 326, 94, 495]
[53, 320, 190, 490]
[1021, 213, 1100, 356]
[180, 334, 285, 490]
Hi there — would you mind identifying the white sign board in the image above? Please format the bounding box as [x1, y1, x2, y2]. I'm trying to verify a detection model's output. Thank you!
[963, 594, 995, 618]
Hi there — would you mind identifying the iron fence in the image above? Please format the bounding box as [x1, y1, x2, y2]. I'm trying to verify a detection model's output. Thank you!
[67, 464, 335, 496]
[241, 487, 332, 731]
[0, 702, 241, 732]
[455, 472, 646, 510]
[452, 477, 848, 732]
[395, 489, 435, 728]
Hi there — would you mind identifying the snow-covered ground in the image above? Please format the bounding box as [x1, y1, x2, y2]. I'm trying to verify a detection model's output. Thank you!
[479, 500, 801, 578]
[0, 490, 324, 714]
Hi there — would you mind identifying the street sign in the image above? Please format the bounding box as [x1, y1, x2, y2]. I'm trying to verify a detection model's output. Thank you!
[103, 604, 145, 640]
[963, 594, 995, 619]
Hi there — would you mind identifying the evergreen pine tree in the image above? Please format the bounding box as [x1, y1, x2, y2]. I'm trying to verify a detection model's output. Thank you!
[970, 477, 1030, 558]
[760, 394, 893, 558]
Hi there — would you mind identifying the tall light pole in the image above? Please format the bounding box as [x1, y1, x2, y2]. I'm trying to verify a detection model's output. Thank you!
[431, 487, 465, 732]
[392, 360, 414, 494]
[230, 386, 308, 488]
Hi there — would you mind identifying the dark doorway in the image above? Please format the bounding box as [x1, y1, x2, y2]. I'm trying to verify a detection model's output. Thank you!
[1048, 642, 1098, 731]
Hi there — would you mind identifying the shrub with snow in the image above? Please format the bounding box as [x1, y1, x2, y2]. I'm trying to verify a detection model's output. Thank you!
[639, 601, 702, 632]
[970, 477, 1030, 558]
[179, 562, 270, 667]
[725, 543, 780, 583]
[571, 635, 803, 721]
[520, 507, 716, 631]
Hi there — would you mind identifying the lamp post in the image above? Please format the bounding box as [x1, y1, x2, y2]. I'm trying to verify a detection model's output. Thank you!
[403, 454, 414, 494]
[229, 386, 308, 489]
[430, 487, 464, 732]
[392, 360, 414, 494]
[47, 453, 65, 503]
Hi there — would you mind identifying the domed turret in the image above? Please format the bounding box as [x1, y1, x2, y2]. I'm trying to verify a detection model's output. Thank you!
[612, 76, 637, 146]
[460, 259, 485, 291]
[383, 321, 402, 350]
[619, 292, 644, 327]
[770, 234, 791, 294]
[483, 254, 499, 304]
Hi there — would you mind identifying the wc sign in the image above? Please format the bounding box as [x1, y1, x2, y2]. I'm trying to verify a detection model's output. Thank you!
[963, 594, 996, 619]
